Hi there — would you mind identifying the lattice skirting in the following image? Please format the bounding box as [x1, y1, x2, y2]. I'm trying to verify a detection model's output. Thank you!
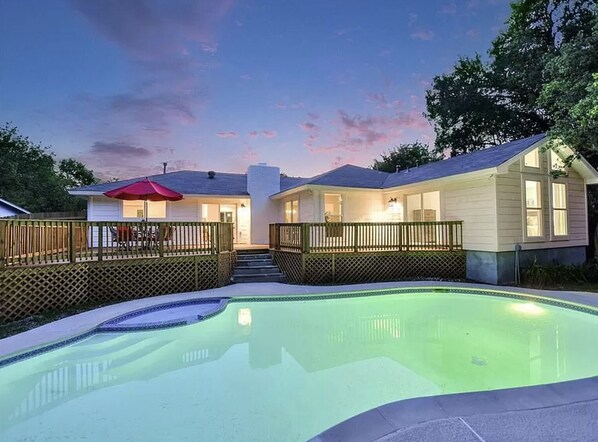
[272, 251, 466, 285]
[0, 255, 234, 323]
[272, 251, 303, 284]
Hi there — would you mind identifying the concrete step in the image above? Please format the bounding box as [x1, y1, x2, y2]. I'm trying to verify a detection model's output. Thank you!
[232, 273, 286, 283]
[236, 254, 273, 261]
[236, 249, 269, 255]
[236, 259, 274, 267]
[234, 265, 280, 275]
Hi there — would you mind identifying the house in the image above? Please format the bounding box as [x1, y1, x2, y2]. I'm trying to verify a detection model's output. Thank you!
[0, 198, 30, 218]
[70, 134, 598, 284]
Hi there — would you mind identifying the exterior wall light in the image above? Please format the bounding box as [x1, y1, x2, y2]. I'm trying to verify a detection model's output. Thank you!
[388, 198, 398, 209]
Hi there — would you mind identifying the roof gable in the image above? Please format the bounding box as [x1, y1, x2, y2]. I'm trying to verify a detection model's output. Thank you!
[383, 133, 547, 188]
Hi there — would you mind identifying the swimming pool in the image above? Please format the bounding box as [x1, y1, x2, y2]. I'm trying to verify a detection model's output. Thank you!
[1, 288, 598, 441]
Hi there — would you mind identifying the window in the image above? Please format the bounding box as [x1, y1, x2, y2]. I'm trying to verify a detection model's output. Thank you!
[122, 200, 166, 219]
[284, 199, 299, 223]
[550, 150, 566, 171]
[406, 191, 439, 222]
[524, 148, 540, 168]
[525, 180, 542, 237]
[324, 194, 342, 222]
[552, 183, 568, 236]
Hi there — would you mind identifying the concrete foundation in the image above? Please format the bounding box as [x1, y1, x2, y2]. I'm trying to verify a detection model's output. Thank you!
[466, 246, 587, 285]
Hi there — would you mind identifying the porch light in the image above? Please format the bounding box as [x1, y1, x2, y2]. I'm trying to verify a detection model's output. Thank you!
[388, 198, 398, 209]
[240, 203, 246, 208]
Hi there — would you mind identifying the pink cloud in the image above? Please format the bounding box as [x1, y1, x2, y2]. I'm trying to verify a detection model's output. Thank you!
[307, 112, 320, 120]
[306, 108, 430, 154]
[217, 131, 238, 138]
[262, 130, 277, 139]
[299, 122, 319, 131]
[366, 93, 401, 109]
[248, 131, 259, 138]
[410, 29, 434, 41]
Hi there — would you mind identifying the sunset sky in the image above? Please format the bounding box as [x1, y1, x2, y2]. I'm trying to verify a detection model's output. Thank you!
[0, 0, 513, 179]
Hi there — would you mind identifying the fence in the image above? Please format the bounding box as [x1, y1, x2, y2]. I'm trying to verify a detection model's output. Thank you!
[0, 220, 235, 267]
[269, 221, 463, 253]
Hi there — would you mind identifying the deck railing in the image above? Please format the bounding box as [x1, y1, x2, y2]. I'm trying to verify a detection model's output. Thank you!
[0, 220, 235, 267]
[269, 221, 463, 253]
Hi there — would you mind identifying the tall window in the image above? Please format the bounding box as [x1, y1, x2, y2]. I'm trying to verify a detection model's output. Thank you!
[324, 194, 342, 222]
[524, 148, 540, 168]
[525, 180, 542, 237]
[123, 200, 166, 219]
[552, 183, 568, 236]
[284, 199, 299, 223]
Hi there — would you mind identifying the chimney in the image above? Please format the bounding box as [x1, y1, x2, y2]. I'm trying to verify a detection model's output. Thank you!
[395, 165, 399, 173]
[208, 171, 216, 179]
[162, 162, 167, 174]
[247, 163, 280, 244]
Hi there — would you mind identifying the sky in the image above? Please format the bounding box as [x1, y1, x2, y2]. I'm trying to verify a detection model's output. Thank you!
[0, 0, 513, 180]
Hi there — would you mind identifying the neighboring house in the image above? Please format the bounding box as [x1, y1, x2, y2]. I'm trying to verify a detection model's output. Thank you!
[0, 198, 30, 218]
[70, 134, 598, 284]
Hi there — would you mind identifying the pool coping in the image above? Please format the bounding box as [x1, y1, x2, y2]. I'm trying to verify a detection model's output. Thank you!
[1, 281, 598, 441]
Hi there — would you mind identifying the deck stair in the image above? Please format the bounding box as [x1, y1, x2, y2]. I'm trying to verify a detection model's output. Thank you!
[232, 249, 286, 283]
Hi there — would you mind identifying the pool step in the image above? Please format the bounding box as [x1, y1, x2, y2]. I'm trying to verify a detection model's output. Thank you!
[232, 251, 286, 283]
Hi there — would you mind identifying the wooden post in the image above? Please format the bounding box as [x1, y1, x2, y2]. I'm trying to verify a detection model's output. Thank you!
[301, 223, 311, 253]
[214, 223, 220, 255]
[448, 222, 454, 251]
[69, 222, 77, 263]
[353, 223, 359, 253]
[158, 223, 165, 257]
[0, 221, 6, 269]
[98, 223, 104, 261]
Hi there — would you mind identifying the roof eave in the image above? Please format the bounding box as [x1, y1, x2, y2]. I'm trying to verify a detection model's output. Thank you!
[383, 167, 498, 192]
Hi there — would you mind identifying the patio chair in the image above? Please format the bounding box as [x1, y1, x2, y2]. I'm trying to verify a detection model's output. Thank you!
[109, 225, 135, 250]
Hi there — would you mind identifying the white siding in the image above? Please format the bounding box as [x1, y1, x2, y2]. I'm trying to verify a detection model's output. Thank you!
[442, 177, 498, 251]
[88, 196, 119, 221]
[168, 199, 199, 221]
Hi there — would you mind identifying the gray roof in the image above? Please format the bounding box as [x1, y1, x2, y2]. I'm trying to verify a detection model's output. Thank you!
[72, 134, 547, 197]
[383, 133, 546, 188]
[72, 170, 250, 196]
[0, 197, 30, 214]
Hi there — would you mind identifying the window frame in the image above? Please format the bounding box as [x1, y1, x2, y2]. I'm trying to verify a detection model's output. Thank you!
[323, 193, 343, 222]
[122, 200, 167, 219]
[284, 199, 299, 223]
[551, 181, 568, 239]
[523, 179, 544, 241]
[523, 148, 541, 169]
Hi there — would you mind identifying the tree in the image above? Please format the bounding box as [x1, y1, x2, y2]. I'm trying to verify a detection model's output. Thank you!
[372, 142, 441, 173]
[0, 123, 98, 213]
[426, 56, 547, 156]
[539, 14, 598, 165]
[426, 0, 596, 156]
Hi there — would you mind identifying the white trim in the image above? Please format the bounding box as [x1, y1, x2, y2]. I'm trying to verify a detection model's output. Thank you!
[0, 197, 30, 214]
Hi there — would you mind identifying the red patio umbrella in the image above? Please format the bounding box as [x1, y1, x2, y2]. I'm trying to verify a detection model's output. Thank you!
[104, 177, 183, 220]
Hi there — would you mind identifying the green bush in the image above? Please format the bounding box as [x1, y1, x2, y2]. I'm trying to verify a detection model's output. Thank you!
[522, 259, 598, 288]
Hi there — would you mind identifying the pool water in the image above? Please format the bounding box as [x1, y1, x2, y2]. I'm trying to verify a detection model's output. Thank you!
[2, 291, 598, 441]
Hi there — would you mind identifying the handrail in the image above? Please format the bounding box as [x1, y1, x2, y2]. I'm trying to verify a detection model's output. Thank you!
[0, 220, 235, 267]
[269, 221, 464, 253]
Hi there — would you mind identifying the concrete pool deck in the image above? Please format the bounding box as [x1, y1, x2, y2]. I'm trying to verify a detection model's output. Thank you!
[1, 281, 598, 441]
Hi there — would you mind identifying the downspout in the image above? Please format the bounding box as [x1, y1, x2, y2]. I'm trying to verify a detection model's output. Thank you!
[514, 244, 521, 285]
